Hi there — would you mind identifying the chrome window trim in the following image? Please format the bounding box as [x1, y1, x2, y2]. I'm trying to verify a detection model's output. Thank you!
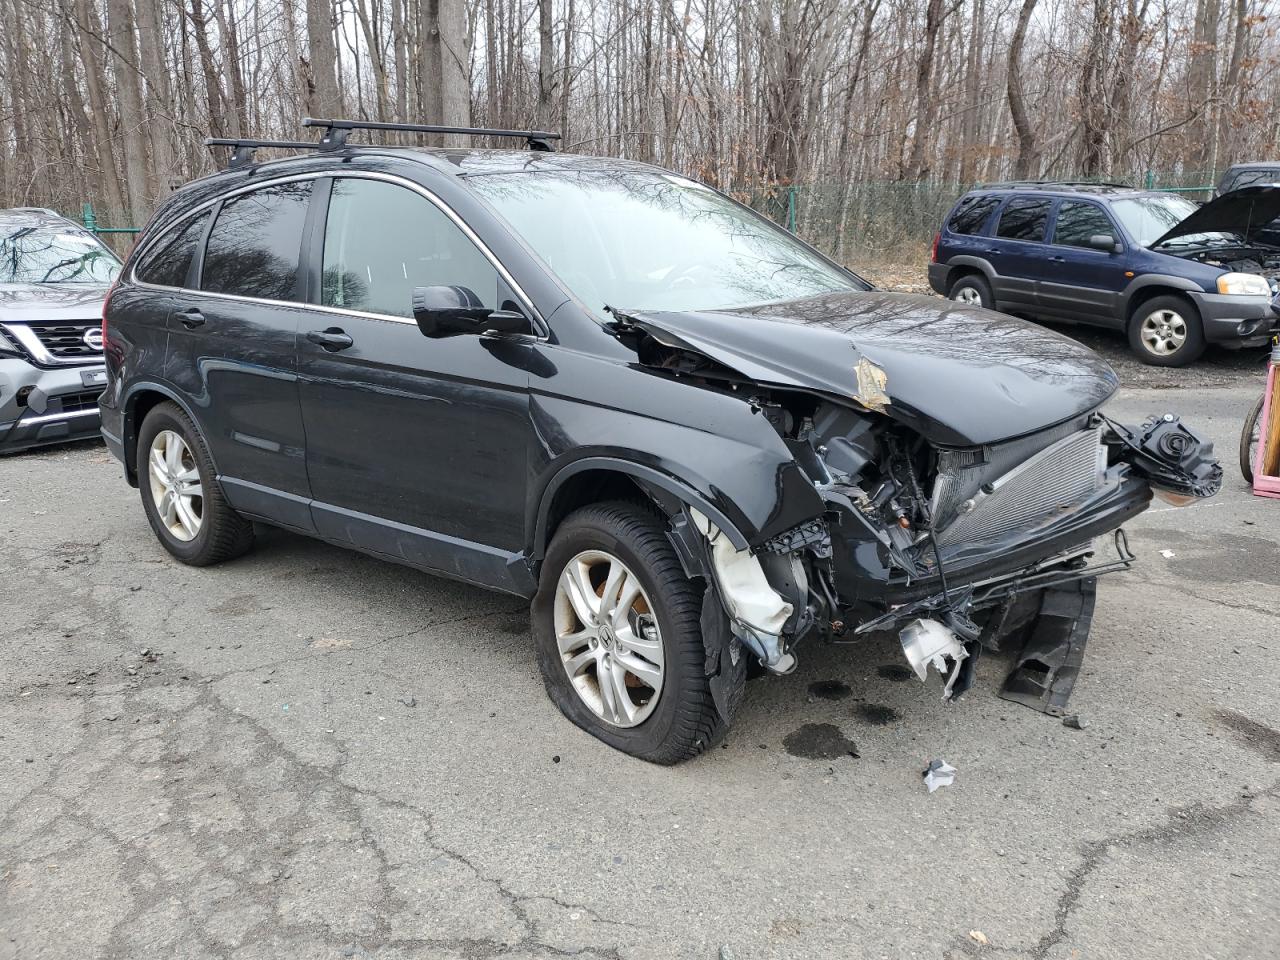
[129, 169, 548, 338]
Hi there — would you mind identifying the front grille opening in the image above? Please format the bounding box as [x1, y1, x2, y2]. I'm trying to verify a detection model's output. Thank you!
[26, 321, 101, 358]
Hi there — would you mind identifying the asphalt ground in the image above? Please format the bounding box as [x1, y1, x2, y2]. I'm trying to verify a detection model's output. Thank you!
[1, 376, 1277, 960]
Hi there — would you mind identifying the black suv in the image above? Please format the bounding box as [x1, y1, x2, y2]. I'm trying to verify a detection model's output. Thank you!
[102, 121, 1221, 762]
[928, 182, 1280, 366]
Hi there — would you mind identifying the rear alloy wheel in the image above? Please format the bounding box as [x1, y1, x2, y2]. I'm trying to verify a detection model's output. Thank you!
[1128, 295, 1206, 366]
[533, 501, 743, 764]
[948, 274, 993, 309]
[136, 402, 254, 566]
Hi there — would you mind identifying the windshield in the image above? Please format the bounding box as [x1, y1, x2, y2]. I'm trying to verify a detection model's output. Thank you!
[0, 225, 122, 284]
[1111, 195, 1241, 248]
[469, 170, 862, 316]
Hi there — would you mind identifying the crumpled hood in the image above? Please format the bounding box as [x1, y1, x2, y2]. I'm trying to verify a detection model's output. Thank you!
[620, 291, 1119, 446]
[0, 284, 110, 324]
[1151, 184, 1280, 247]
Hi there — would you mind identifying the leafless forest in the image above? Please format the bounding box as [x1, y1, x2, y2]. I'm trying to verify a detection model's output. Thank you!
[1, 0, 1278, 256]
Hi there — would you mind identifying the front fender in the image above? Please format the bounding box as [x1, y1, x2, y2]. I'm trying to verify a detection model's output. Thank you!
[526, 392, 825, 559]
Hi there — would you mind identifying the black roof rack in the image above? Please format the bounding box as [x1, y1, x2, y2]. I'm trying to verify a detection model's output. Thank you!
[205, 138, 324, 170]
[303, 117, 561, 152]
[980, 180, 1135, 191]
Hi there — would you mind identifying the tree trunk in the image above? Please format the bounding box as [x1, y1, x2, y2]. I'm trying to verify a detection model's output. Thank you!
[1007, 0, 1040, 179]
[105, 0, 152, 221]
[306, 0, 341, 117]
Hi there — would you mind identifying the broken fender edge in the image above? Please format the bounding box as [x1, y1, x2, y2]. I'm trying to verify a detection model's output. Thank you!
[689, 508, 796, 673]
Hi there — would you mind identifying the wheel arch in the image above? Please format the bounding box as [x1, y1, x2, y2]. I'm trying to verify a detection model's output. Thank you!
[530, 457, 751, 566]
[1121, 276, 1202, 323]
[120, 382, 208, 486]
[941, 255, 996, 291]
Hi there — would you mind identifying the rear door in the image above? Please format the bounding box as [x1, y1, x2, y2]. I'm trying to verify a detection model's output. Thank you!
[1038, 199, 1129, 326]
[294, 173, 537, 593]
[162, 178, 315, 530]
[987, 196, 1053, 312]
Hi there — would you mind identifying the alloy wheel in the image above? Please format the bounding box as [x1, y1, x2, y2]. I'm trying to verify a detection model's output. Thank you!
[148, 429, 204, 542]
[1139, 309, 1187, 356]
[554, 550, 665, 728]
[953, 286, 982, 305]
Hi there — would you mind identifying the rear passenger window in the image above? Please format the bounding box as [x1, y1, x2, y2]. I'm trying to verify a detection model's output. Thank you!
[1052, 202, 1115, 248]
[200, 181, 311, 301]
[946, 195, 1000, 235]
[320, 178, 501, 318]
[135, 212, 209, 288]
[996, 198, 1050, 242]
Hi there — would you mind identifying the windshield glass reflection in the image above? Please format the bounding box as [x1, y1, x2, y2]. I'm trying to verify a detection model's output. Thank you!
[470, 170, 862, 317]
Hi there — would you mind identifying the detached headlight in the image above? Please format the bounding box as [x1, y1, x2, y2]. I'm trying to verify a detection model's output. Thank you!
[1217, 272, 1270, 296]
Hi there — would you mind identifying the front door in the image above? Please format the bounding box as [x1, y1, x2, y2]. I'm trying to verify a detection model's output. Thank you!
[1039, 199, 1129, 325]
[162, 179, 315, 530]
[296, 175, 536, 593]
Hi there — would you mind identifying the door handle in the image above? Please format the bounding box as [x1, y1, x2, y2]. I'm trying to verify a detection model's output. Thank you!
[1048, 255, 1065, 263]
[175, 308, 205, 329]
[306, 327, 354, 351]
[986, 247, 1002, 255]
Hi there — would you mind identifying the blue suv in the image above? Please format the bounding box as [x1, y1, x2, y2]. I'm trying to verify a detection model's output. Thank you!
[928, 182, 1280, 366]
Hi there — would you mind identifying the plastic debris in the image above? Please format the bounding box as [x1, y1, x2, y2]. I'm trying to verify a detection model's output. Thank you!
[1063, 714, 1089, 730]
[1160, 549, 1176, 558]
[969, 930, 989, 945]
[923, 758, 957, 793]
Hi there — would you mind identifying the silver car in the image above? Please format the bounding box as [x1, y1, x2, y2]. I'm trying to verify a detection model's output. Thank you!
[0, 208, 121, 453]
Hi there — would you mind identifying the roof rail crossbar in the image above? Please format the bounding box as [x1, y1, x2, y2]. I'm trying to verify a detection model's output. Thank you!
[302, 117, 562, 152]
[980, 179, 1134, 190]
[205, 138, 325, 170]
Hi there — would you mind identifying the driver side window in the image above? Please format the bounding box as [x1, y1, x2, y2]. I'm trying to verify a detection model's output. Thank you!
[321, 178, 501, 319]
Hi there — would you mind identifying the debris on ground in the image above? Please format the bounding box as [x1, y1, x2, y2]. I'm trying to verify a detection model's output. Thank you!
[969, 929, 989, 945]
[1063, 714, 1089, 730]
[398, 696, 417, 708]
[923, 758, 957, 793]
[1160, 549, 1176, 558]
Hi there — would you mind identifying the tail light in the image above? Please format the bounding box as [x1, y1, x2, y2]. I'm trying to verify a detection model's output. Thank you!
[101, 280, 117, 349]
[930, 233, 940, 263]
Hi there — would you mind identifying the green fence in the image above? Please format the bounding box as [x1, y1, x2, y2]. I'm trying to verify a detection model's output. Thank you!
[743, 170, 1218, 263]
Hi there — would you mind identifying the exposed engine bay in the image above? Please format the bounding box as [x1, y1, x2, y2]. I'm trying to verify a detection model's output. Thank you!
[1172, 245, 1280, 285]
[614, 305, 1223, 716]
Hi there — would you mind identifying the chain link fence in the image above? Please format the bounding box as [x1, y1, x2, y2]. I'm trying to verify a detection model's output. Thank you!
[742, 170, 1219, 266]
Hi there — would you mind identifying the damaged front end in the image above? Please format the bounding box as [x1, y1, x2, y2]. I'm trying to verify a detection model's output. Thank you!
[614, 303, 1222, 715]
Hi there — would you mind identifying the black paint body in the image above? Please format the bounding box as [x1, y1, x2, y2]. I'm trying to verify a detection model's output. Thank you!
[100, 147, 1160, 611]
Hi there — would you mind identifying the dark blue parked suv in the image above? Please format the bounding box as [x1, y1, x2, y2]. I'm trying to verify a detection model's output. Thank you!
[928, 182, 1280, 366]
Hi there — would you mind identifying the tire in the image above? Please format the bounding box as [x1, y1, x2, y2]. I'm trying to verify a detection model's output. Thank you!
[1240, 392, 1265, 484]
[136, 401, 254, 566]
[532, 500, 741, 764]
[948, 273, 993, 309]
[1127, 295, 1206, 367]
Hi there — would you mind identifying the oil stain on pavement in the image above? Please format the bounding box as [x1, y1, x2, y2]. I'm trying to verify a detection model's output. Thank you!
[808, 679, 852, 700]
[854, 703, 900, 725]
[876, 664, 914, 682]
[783, 723, 860, 759]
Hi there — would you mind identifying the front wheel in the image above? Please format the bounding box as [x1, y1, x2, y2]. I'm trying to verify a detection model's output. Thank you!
[1240, 392, 1265, 484]
[533, 501, 742, 764]
[1128, 295, 1206, 367]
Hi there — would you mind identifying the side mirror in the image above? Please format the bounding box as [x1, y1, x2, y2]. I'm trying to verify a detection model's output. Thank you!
[411, 285, 530, 338]
[1087, 234, 1121, 253]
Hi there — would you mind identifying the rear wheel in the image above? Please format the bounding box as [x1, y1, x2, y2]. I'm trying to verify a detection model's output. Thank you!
[136, 402, 254, 566]
[948, 273, 993, 309]
[1240, 392, 1265, 484]
[533, 501, 741, 764]
[1128, 295, 1206, 366]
